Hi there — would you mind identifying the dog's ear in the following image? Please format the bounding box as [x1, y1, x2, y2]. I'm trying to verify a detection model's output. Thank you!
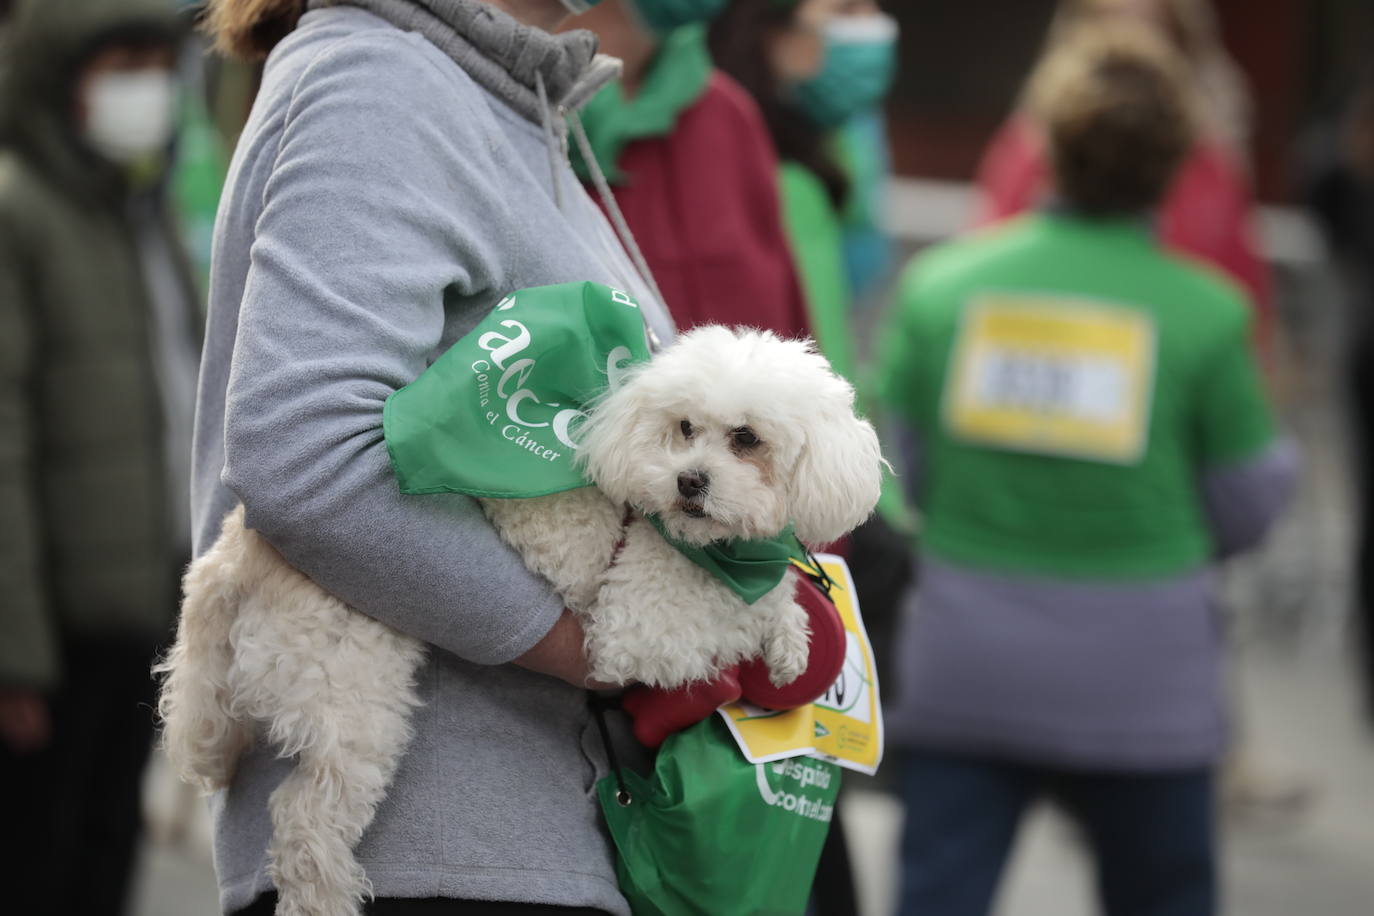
[787, 399, 885, 546]
[574, 366, 658, 505]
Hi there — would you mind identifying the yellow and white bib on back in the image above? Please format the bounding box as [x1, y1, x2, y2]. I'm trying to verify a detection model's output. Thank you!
[943, 293, 1157, 464]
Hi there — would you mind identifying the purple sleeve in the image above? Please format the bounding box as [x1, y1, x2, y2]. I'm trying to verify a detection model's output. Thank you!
[892, 419, 925, 508]
[1200, 439, 1300, 560]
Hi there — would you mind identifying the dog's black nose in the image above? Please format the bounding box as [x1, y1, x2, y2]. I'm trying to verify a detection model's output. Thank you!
[677, 470, 709, 498]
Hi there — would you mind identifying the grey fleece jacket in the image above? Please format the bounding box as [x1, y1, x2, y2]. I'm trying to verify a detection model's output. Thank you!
[194, 7, 671, 913]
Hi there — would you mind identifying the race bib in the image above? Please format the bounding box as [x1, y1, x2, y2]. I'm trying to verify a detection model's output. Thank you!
[943, 294, 1157, 463]
[718, 554, 884, 775]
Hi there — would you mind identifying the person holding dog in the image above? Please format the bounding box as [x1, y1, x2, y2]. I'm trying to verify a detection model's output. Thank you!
[186, 0, 681, 913]
[878, 24, 1296, 916]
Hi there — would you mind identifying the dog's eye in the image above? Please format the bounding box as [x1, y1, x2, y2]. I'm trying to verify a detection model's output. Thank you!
[680, 420, 694, 439]
[731, 427, 760, 449]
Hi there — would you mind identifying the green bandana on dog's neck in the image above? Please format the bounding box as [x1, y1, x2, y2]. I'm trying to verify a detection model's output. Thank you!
[646, 515, 809, 605]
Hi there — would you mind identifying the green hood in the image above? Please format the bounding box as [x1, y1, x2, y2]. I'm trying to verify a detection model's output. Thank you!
[1, 0, 185, 203]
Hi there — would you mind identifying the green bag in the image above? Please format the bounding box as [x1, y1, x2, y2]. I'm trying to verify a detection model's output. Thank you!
[597, 715, 842, 916]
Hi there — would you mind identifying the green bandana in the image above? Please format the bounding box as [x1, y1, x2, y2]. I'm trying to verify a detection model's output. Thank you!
[647, 515, 810, 605]
[383, 282, 652, 498]
[570, 25, 713, 183]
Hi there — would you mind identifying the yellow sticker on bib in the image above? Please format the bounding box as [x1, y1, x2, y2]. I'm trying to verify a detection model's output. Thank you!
[943, 294, 1157, 463]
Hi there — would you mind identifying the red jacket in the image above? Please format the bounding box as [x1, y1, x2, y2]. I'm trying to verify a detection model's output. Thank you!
[974, 116, 1274, 350]
[588, 72, 812, 338]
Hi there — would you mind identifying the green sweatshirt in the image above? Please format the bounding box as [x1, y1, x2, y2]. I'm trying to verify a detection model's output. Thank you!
[878, 212, 1276, 579]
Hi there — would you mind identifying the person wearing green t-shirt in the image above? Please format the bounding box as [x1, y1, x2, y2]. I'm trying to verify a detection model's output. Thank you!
[877, 26, 1296, 916]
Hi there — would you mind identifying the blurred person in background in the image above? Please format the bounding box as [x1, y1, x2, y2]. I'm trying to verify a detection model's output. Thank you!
[878, 26, 1295, 916]
[711, 0, 897, 384]
[835, 106, 895, 304]
[711, 0, 913, 698]
[564, 0, 811, 337]
[974, 0, 1275, 358]
[710, 2, 908, 912]
[0, 0, 198, 913]
[980, 0, 1314, 824]
[1307, 73, 1374, 721]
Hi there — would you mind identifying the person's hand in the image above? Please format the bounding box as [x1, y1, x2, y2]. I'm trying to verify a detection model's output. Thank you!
[513, 610, 621, 690]
[0, 689, 51, 754]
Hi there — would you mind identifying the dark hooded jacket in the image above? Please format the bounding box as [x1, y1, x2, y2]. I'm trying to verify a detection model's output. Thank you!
[0, 0, 196, 688]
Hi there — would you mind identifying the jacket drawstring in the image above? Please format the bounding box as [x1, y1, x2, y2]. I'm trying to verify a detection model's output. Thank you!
[534, 68, 667, 352]
[535, 71, 566, 212]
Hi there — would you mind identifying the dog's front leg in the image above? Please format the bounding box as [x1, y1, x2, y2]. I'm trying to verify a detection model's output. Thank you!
[758, 579, 812, 687]
[585, 519, 724, 688]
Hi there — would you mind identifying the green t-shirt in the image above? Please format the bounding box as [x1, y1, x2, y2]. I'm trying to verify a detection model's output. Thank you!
[877, 212, 1276, 579]
[779, 162, 914, 533]
[779, 161, 855, 384]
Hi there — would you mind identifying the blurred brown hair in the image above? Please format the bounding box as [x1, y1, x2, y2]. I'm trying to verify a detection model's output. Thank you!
[1046, 0, 1250, 147]
[1029, 25, 1196, 215]
[204, 0, 305, 59]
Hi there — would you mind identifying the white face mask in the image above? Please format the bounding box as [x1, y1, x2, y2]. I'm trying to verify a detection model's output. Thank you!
[81, 68, 178, 164]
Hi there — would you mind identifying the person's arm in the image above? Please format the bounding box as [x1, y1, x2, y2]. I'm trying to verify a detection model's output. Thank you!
[1160, 144, 1275, 354]
[0, 214, 58, 748]
[0, 222, 59, 689]
[1200, 441, 1299, 559]
[971, 116, 1046, 228]
[221, 35, 566, 667]
[1192, 298, 1297, 558]
[875, 261, 936, 508]
[779, 164, 852, 377]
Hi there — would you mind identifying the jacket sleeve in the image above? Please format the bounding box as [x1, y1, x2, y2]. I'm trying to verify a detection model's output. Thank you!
[0, 218, 60, 688]
[220, 35, 563, 665]
[1192, 299, 1295, 558]
[1200, 440, 1299, 560]
[1159, 144, 1275, 354]
[876, 261, 941, 506]
[971, 116, 1047, 228]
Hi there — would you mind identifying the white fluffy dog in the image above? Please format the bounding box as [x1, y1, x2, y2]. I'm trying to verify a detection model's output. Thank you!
[156, 327, 883, 916]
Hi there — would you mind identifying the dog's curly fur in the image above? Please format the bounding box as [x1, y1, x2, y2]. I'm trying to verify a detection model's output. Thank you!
[155, 327, 883, 916]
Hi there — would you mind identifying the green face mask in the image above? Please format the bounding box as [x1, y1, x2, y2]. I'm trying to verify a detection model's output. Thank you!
[791, 13, 899, 129]
[627, 0, 728, 33]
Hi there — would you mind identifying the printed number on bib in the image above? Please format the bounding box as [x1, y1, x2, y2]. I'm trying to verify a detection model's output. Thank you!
[944, 294, 1157, 463]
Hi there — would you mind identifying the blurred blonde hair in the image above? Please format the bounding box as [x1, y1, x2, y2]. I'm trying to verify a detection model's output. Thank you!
[203, 0, 305, 59]
[1028, 24, 1196, 214]
[1044, 0, 1251, 148]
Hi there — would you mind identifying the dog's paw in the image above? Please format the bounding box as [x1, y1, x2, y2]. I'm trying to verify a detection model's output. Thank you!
[761, 611, 813, 687]
[767, 660, 804, 688]
[765, 641, 809, 687]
